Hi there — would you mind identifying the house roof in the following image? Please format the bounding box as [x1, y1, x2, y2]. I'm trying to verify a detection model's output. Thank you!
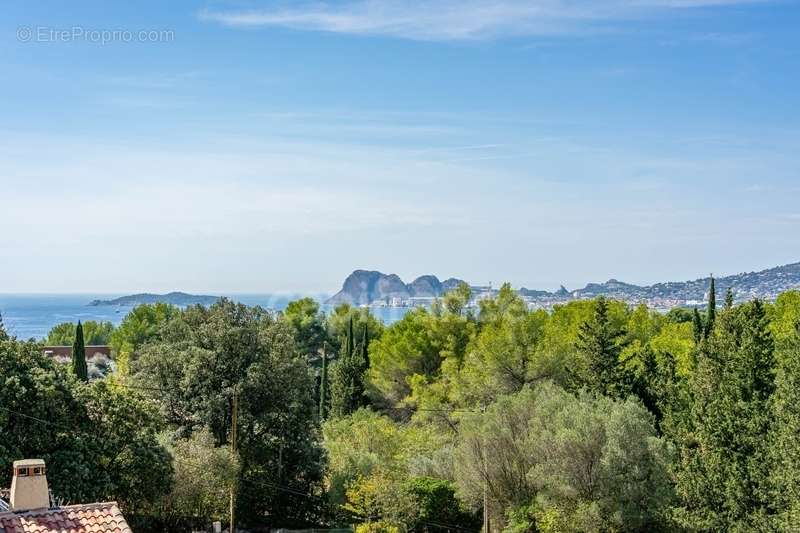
[0, 502, 131, 533]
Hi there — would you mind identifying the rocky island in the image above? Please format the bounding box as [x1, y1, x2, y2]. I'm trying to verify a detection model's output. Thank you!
[326, 270, 466, 305]
[88, 291, 220, 307]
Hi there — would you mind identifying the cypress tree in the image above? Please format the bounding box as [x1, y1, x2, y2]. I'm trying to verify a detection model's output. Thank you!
[360, 322, 369, 369]
[346, 315, 355, 359]
[575, 296, 626, 397]
[330, 316, 367, 417]
[72, 321, 88, 381]
[705, 275, 716, 339]
[319, 342, 328, 420]
[725, 287, 734, 310]
[676, 299, 776, 530]
[0, 312, 7, 341]
[692, 308, 704, 345]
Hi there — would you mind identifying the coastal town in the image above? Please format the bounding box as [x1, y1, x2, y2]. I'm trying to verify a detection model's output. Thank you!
[331, 262, 800, 313]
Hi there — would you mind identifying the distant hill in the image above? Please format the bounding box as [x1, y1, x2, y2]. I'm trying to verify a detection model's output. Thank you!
[326, 270, 467, 305]
[88, 292, 220, 307]
[566, 262, 800, 303]
[328, 262, 800, 307]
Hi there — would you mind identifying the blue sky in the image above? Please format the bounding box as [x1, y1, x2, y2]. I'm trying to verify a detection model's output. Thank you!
[1, 0, 799, 294]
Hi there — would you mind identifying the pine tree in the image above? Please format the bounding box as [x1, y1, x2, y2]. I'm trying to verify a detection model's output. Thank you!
[704, 275, 716, 339]
[676, 299, 776, 530]
[72, 321, 88, 381]
[575, 296, 626, 397]
[319, 342, 328, 420]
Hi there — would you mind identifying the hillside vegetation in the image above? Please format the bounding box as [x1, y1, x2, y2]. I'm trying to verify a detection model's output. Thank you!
[2, 284, 800, 532]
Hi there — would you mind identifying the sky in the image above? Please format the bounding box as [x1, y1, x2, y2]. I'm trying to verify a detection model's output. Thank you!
[1, 0, 799, 294]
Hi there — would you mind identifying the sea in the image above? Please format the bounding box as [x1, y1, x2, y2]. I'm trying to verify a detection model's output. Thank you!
[0, 294, 412, 341]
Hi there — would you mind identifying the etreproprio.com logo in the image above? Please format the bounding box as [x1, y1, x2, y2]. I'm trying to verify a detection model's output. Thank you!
[17, 26, 174, 44]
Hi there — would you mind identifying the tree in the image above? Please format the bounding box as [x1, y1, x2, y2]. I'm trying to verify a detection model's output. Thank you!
[454, 383, 673, 532]
[320, 342, 329, 420]
[283, 297, 327, 357]
[725, 287, 735, 310]
[675, 299, 776, 530]
[330, 317, 369, 417]
[455, 306, 549, 406]
[366, 309, 440, 407]
[0, 312, 8, 341]
[72, 321, 88, 381]
[131, 299, 324, 527]
[768, 323, 800, 530]
[0, 338, 172, 527]
[692, 308, 704, 344]
[573, 297, 627, 397]
[442, 282, 472, 316]
[705, 275, 716, 339]
[161, 429, 240, 530]
[360, 322, 369, 368]
[110, 303, 179, 374]
[406, 476, 479, 532]
[322, 408, 449, 518]
[47, 320, 114, 346]
[327, 304, 384, 355]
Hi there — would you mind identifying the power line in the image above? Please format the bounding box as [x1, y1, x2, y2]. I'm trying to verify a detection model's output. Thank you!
[2, 403, 480, 532]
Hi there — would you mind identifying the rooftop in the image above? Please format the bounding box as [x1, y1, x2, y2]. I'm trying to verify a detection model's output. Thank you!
[0, 502, 131, 533]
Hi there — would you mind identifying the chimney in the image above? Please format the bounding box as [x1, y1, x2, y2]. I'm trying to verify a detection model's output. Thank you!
[10, 459, 50, 512]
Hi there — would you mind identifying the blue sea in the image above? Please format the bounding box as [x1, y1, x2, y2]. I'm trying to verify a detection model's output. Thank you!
[0, 294, 412, 340]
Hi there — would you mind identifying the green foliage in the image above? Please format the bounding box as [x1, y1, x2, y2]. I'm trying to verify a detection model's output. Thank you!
[327, 304, 384, 354]
[322, 408, 448, 507]
[675, 300, 776, 531]
[455, 382, 674, 532]
[769, 290, 800, 352]
[454, 303, 548, 407]
[344, 471, 419, 529]
[665, 307, 694, 324]
[406, 476, 479, 532]
[283, 297, 327, 357]
[330, 317, 369, 417]
[161, 428, 240, 529]
[72, 321, 88, 381]
[0, 338, 171, 522]
[768, 325, 800, 530]
[8, 283, 800, 531]
[692, 308, 704, 344]
[47, 320, 114, 346]
[130, 299, 323, 527]
[367, 309, 441, 406]
[572, 297, 627, 397]
[0, 312, 7, 340]
[320, 344, 329, 419]
[110, 303, 179, 374]
[705, 275, 716, 339]
[442, 282, 472, 316]
[354, 520, 402, 533]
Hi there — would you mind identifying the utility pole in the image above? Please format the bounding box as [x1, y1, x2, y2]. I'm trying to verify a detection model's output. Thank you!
[229, 385, 239, 533]
[481, 404, 490, 533]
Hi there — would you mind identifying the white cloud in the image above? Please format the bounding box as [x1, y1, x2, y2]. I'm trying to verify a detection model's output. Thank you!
[198, 0, 769, 41]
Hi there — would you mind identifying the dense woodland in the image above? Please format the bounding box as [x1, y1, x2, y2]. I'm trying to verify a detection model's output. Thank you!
[2, 281, 800, 532]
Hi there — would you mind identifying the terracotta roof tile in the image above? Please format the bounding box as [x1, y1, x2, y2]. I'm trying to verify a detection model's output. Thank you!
[0, 502, 130, 533]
